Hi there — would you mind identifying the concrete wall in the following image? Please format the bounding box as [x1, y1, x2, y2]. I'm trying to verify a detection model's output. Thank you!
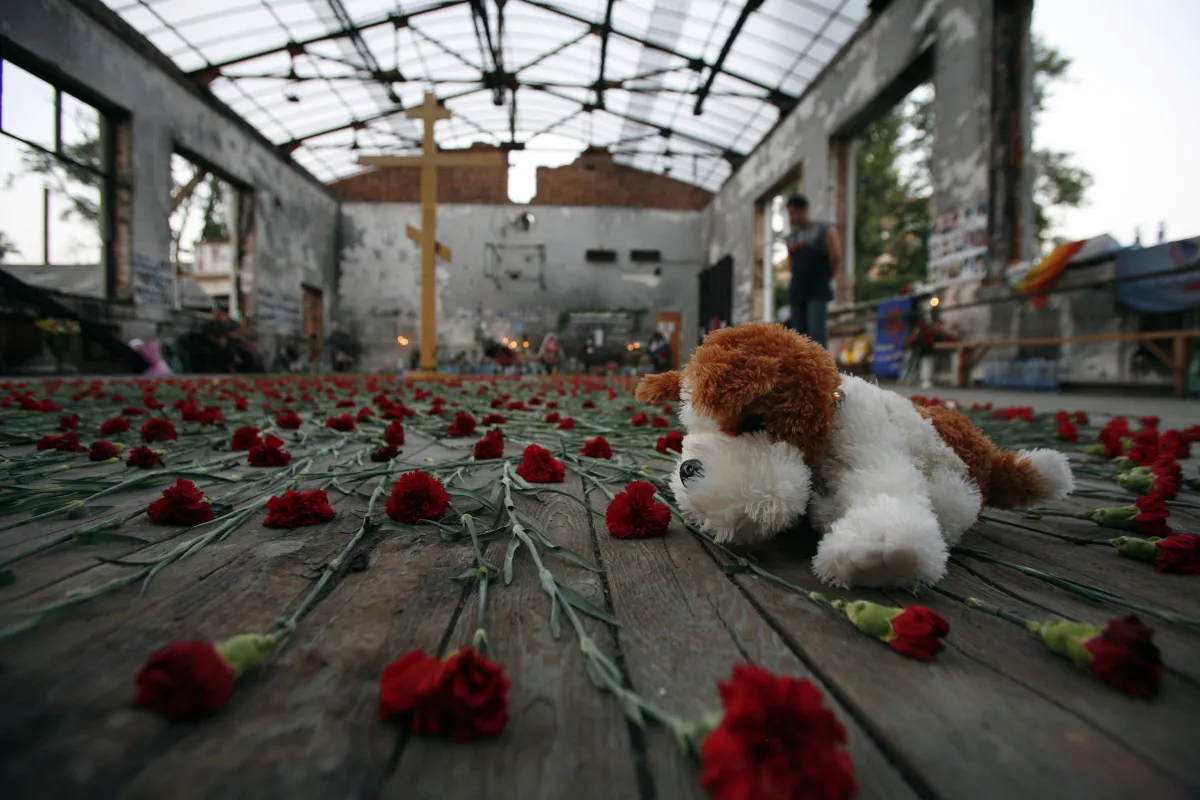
[338, 203, 705, 371]
[1, 0, 339, 353]
[705, 0, 996, 325]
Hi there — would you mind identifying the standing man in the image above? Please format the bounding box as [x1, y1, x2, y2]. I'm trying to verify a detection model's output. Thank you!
[785, 194, 844, 348]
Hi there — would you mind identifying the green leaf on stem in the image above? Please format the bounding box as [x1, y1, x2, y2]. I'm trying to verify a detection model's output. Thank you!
[448, 487, 495, 512]
[549, 593, 563, 638]
[503, 536, 520, 585]
[555, 580, 620, 626]
[545, 545, 602, 572]
[73, 531, 150, 546]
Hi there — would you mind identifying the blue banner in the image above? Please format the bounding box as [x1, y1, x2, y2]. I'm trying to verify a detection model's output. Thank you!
[1114, 238, 1200, 312]
[873, 296, 913, 379]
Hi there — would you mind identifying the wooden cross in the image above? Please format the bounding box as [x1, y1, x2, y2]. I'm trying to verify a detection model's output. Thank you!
[357, 91, 507, 373]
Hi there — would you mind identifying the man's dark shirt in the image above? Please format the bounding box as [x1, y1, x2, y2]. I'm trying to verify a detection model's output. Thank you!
[787, 222, 833, 303]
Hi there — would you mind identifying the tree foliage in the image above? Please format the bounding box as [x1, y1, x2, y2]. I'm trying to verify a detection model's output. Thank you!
[0, 232, 20, 262]
[853, 36, 1092, 300]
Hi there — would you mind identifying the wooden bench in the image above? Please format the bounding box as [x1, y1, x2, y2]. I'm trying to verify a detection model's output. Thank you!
[935, 329, 1200, 397]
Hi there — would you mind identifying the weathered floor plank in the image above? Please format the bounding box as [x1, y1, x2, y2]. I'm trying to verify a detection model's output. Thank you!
[583, 476, 920, 800]
[379, 469, 643, 800]
[724, 531, 1194, 800]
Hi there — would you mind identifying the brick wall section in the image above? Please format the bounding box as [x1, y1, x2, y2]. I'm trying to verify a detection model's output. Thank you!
[327, 144, 713, 209]
[530, 147, 712, 210]
[327, 143, 509, 203]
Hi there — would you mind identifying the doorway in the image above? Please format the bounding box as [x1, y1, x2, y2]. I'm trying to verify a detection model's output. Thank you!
[303, 286, 323, 373]
[698, 256, 733, 341]
[655, 311, 682, 369]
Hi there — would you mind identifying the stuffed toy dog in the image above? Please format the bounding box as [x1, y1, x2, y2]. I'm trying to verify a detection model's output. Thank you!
[636, 323, 1074, 589]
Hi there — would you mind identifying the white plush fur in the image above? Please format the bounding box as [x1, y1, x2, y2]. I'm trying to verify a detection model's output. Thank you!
[1017, 448, 1076, 501]
[672, 374, 1073, 589]
[671, 430, 812, 546]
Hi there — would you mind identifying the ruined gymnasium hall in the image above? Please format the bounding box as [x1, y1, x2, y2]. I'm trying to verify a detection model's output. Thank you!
[0, 0, 1197, 798]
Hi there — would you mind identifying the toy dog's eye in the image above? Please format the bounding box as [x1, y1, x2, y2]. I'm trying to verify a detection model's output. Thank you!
[741, 414, 766, 434]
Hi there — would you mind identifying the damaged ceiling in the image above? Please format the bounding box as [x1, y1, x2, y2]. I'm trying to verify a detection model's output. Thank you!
[102, 0, 870, 191]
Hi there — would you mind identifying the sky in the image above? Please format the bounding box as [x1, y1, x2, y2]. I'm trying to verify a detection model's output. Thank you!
[0, 0, 1197, 265]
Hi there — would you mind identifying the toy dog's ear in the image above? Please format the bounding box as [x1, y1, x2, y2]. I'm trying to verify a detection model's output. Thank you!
[636, 371, 682, 403]
[693, 354, 780, 412]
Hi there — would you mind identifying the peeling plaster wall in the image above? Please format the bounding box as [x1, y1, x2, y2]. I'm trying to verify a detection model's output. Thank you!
[705, 0, 993, 325]
[338, 204, 705, 372]
[2, 0, 339, 354]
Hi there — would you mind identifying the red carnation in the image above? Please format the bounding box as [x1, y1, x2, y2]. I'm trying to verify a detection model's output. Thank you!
[141, 417, 177, 443]
[481, 413, 506, 425]
[446, 411, 477, 438]
[198, 407, 224, 426]
[699, 664, 856, 800]
[132, 641, 234, 720]
[506, 401, 530, 412]
[630, 412, 649, 427]
[528, 396, 543, 406]
[1134, 495, 1172, 537]
[1055, 421, 1078, 443]
[887, 606, 950, 660]
[606, 481, 671, 539]
[1075, 410, 1089, 425]
[650, 416, 669, 429]
[1140, 416, 1160, 430]
[379, 647, 511, 741]
[122, 406, 145, 417]
[356, 406, 374, 423]
[1151, 533, 1200, 575]
[581, 436, 613, 459]
[325, 414, 356, 432]
[386, 470, 451, 523]
[264, 489, 336, 528]
[371, 444, 401, 462]
[544, 411, 561, 424]
[1054, 410, 1070, 424]
[1159, 429, 1191, 459]
[89, 440, 119, 461]
[336, 399, 355, 408]
[656, 430, 684, 454]
[384, 421, 406, 446]
[126, 446, 163, 468]
[1084, 616, 1162, 698]
[60, 413, 79, 430]
[473, 429, 505, 460]
[147, 479, 215, 526]
[248, 435, 292, 467]
[490, 398, 504, 409]
[231, 426, 262, 451]
[276, 409, 303, 429]
[581, 400, 596, 409]
[516, 444, 565, 484]
[99, 416, 131, 436]
[37, 432, 85, 453]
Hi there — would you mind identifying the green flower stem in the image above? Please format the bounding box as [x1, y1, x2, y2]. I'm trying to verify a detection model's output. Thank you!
[953, 546, 1200, 631]
[977, 513, 1100, 545]
[0, 507, 148, 570]
[930, 585, 1037, 628]
[275, 476, 389, 642]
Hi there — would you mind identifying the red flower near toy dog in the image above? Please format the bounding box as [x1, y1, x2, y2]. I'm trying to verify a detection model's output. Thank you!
[141, 417, 177, 443]
[1031, 615, 1162, 698]
[606, 481, 671, 539]
[473, 429, 504, 460]
[446, 411, 477, 438]
[147, 479, 215, 526]
[656, 430, 684, 454]
[516, 444, 565, 483]
[126, 446, 163, 469]
[699, 664, 857, 800]
[89, 440, 119, 461]
[248, 435, 292, 467]
[378, 646, 511, 741]
[581, 436, 613, 459]
[386, 470, 451, 523]
[264, 489, 336, 528]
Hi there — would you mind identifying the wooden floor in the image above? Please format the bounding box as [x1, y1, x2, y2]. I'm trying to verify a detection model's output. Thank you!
[0, 378, 1198, 800]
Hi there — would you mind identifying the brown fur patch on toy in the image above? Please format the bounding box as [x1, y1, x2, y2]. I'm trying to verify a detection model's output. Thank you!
[635, 371, 682, 404]
[682, 323, 841, 466]
[916, 403, 1045, 507]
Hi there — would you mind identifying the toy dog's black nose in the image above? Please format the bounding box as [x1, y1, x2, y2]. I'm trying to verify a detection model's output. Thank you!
[679, 459, 704, 484]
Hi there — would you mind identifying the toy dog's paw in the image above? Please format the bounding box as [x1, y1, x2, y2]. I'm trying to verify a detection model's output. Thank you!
[812, 496, 948, 588]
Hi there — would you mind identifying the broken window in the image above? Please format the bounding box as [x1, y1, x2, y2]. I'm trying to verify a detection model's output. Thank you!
[0, 58, 110, 295]
[170, 152, 248, 315]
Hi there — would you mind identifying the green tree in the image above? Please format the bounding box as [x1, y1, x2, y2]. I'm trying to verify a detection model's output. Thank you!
[11, 112, 104, 226]
[198, 174, 230, 242]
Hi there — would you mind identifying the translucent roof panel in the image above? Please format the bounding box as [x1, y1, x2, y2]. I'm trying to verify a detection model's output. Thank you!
[103, 0, 871, 192]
